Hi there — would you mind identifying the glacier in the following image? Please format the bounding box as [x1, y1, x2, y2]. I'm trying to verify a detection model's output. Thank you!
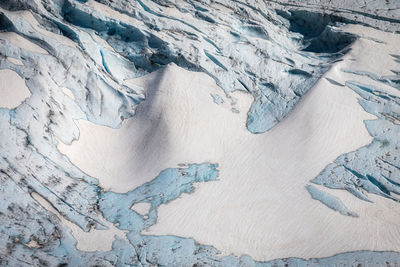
[0, 0, 400, 266]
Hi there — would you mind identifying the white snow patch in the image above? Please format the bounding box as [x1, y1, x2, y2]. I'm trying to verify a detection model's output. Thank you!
[131, 202, 152, 217]
[7, 57, 24, 66]
[61, 87, 75, 100]
[0, 69, 30, 108]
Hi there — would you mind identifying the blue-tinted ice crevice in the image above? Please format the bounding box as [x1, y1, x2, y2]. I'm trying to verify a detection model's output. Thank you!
[311, 79, 400, 204]
[306, 185, 358, 217]
[59, 0, 360, 133]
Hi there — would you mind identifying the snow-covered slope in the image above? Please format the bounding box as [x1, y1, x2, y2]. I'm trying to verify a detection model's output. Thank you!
[0, 0, 399, 266]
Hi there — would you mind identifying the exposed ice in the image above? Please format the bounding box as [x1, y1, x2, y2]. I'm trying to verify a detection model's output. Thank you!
[0, 0, 400, 266]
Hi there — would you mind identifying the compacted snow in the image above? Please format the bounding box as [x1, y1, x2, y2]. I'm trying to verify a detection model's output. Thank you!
[0, 69, 30, 108]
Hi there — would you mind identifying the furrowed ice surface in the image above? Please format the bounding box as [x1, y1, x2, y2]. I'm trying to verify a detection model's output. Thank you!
[309, 25, 400, 209]
[0, 0, 400, 266]
[312, 81, 400, 202]
[59, 0, 359, 133]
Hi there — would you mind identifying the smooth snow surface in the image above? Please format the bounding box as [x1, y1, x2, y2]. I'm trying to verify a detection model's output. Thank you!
[0, 69, 30, 108]
[58, 25, 400, 260]
[6, 57, 23, 66]
[58, 64, 252, 192]
[61, 87, 75, 100]
[131, 202, 152, 217]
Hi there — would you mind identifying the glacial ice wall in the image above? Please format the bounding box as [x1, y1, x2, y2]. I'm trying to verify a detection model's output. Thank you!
[0, 0, 399, 266]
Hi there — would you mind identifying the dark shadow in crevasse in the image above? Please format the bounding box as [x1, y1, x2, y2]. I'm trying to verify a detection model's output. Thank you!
[276, 9, 358, 53]
[0, 13, 14, 31]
